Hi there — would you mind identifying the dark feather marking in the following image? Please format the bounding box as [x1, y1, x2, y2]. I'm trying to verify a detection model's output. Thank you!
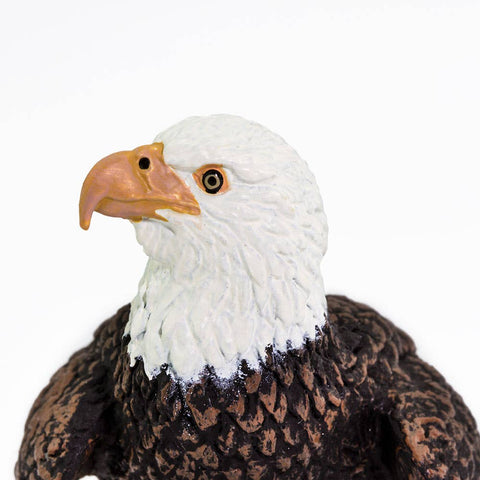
[16, 297, 480, 479]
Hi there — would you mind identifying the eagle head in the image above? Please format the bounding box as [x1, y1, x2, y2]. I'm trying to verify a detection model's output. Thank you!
[80, 114, 328, 383]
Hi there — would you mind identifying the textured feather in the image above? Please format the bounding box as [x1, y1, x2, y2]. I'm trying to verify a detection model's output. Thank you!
[16, 295, 480, 479]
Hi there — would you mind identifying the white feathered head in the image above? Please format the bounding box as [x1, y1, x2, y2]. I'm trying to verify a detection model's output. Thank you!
[80, 114, 328, 382]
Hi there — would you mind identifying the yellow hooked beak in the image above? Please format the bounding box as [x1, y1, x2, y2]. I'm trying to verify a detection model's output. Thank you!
[79, 142, 200, 230]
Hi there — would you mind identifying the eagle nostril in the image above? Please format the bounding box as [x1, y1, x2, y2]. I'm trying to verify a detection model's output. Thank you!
[138, 157, 150, 170]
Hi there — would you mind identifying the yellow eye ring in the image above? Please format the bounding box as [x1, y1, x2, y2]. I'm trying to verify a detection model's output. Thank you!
[193, 164, 229, 195]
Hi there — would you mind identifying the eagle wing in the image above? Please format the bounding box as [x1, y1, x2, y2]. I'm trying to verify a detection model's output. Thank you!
[14, 306, 129, 480]
[387, 351, 480, 479]
[327, 295, 480, 479]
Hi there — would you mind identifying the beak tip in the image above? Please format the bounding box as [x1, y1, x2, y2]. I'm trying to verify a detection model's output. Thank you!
[79, 217, 91, 230]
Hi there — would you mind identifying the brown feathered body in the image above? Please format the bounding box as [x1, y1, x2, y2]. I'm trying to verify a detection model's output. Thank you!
[16, 295, 480, 479]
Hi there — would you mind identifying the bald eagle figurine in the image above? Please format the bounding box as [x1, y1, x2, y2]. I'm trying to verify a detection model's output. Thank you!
[17, 115, 480, 480]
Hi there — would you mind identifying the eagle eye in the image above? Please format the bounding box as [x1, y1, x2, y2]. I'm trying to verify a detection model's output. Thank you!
[202, 169, 223, 194]
[193, 165, 229, 195]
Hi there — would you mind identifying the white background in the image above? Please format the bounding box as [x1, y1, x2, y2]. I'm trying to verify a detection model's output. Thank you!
[1, 1, 479, 477]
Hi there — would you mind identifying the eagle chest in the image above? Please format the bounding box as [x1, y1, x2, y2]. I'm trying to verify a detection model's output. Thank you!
[112, 334, 380, 479]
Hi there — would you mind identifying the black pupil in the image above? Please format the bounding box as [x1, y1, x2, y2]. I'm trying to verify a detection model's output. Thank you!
[139, 157, 150, 169]
[207, 176, 217, 186]
[202, 169, 223, 194]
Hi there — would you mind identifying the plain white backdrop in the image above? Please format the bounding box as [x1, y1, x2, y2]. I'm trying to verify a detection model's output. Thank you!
[1, 0, 479, 477]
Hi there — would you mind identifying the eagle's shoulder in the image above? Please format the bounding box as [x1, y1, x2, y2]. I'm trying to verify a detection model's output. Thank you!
[91, 304, 131, 358]
[322, 295, 416, 381]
